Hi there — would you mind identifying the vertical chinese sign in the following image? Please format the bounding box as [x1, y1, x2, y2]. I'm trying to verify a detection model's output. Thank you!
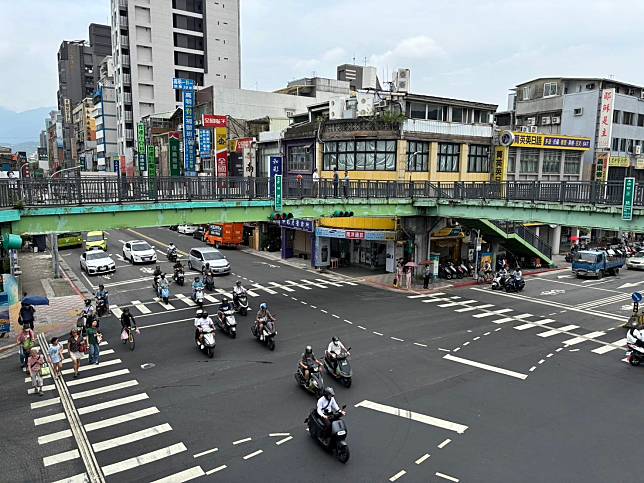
[169, 132, 182, 176]
[147, 145, 158, 197]
[623, 177, 635, 221]
[173, 77, 197, 176]
[137, 122, 147, 174]
[597, 88, 615, 150]
[493, 147, 508, 182]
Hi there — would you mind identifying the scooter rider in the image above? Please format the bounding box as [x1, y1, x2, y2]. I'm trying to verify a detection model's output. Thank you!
[326, 336, 348, 372]
[167, 242, 177, 258]
[192, 277, 204, 298]
[233, 280, 246, 306]
[299, 345, 321, 384]
[627, 325, 644, 348]
[173, 259, 184, 272]
[217, 300, 233, 324]
[153, 264, 162, 278]
[95, 284, 109, 306]
[194, 311, 215, 348]
[316, 387, 343, 436]
[255, 303, 275, 340]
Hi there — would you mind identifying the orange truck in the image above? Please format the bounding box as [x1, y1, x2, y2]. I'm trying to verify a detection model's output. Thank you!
[204, 223, 244, 248]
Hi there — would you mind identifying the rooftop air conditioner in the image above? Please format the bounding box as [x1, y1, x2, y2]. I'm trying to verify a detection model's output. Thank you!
[395, 68, 410, 93]
[356, 93, 374, 117]
[542, 116, 551, 125]
[551, 116, 561, 124]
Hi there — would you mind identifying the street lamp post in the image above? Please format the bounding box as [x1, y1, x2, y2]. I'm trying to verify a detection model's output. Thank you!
[48, 165, 82, 178]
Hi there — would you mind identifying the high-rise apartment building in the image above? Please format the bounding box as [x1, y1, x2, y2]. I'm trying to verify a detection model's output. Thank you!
[110, 0, 241, 160]
[93, 56, 119, 171]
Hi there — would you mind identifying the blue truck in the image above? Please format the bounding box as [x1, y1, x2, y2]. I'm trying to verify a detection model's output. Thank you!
[572, 250, 626, 279]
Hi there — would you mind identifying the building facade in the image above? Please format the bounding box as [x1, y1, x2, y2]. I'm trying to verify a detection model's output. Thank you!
[93, 56, 119, 171]
[72, 98, 97, 171]
[499, 77, 644, 181]
[111, 0, 242, 162]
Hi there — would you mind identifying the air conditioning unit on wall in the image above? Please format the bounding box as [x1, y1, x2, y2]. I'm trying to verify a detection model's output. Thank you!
[551, 116, 561, 124]
[542, 117, 551, 125]
[526, 117, 536, 126]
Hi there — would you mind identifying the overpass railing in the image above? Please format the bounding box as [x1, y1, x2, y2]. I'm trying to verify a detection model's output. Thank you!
[1, 177, 642, 208]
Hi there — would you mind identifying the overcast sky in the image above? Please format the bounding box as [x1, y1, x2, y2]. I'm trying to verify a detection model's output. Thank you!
[2, 0, 644, 113]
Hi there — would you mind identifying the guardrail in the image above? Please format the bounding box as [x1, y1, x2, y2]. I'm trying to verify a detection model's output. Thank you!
[0, 177, 641, 209]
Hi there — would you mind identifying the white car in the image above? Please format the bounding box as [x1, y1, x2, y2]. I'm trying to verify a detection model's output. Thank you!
[177, 224, 198, 235]
[122, 240, 157, 264]
[80, 250, 116, 275]
[627, 252, 644, 270]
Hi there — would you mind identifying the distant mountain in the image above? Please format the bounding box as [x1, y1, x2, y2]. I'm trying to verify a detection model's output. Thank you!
[0, 106, 55, 151]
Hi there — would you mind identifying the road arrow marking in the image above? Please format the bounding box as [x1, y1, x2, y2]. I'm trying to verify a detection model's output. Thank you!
[618, 282, 644, 289]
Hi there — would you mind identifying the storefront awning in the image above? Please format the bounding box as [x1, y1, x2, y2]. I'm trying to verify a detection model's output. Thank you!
[319, 217, 396, 231]
[431, 227, 465, 239]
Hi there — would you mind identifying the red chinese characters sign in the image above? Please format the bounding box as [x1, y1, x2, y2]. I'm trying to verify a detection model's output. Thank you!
[597, 88, 615, 150]
[202, 115, 228, 128]
[346, 231, 365, 240]
[216, 151, 228, 177]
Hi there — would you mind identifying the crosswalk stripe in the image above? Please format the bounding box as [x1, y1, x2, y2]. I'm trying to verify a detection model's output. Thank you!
[563, 331, 606, 346]
[132, 300, 151, 314]
[513, 314, 533, 320]
[454, 304, 494, 313]
[31, 397, 60, 410]
[203, 294, 219, 303]
[110, 304, 123, 318]
[269, 281, 294, 292]
[38, 429, 73, 445]
[215, 288, 233, 299]
[34, 413, 66, 426]
[472, 308, 513, 319]
[175, 293, 197, 306]
[438, 299, 477, 308]
[43, 449, 80, 467]
[514, 323, 541, 331]
[62, 349, 115, 365]
[71, 379, 138, 400]
[315, 278, 343, 287]
[153, 297, 175, 310]
[284, 280, 310, 290]
[66, 369, 130, 387]
[26, 358, 122, 382]
[102, 442, 187, 476]
[422, 298, 451, 304]
[515, 318, 555, 331]
[537, 325, 579, 338]
[52, 473, 87, 483]
[300, 279, 328, 288]
[93, 423, 173, 452]
[85, 406, 160, 432]
[150, 466, 206, 483]
[78, 393, 149, 415]
[245, 289, 260, 297]
[408, 293, 445, 299]
[252, 283, 277, 294]
[592, 339, 627, 354]
[492, 317, 515, 324]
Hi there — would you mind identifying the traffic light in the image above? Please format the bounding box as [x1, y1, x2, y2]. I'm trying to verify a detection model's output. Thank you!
[268, 212, 294, 221]
[331, 210, 353, 217]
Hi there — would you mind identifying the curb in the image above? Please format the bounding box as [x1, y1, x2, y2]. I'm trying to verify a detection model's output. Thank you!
[59, 256, 93, 299]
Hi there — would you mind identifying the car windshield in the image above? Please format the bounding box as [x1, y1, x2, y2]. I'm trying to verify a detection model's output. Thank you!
[132, 242, 152, 252]
[203, 251, 225, 261]
[86, 251, 108, 261]
[575, 252, 598, 263]
[86, 234, 103, 242]
[634, 253, 644, 259]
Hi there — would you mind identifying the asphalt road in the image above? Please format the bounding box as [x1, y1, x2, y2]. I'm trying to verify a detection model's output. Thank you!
[3, 227, 644, 483]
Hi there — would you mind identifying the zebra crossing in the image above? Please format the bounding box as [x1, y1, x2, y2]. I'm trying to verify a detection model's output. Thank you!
[28, 340, 204, 482]
[407, 292, 628, 356]
[109, 278, 358, 317]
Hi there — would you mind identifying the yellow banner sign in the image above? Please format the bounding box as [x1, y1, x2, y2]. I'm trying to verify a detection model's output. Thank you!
[512, 132, 591, 151]
[636, 158, 644, 170]
[493, 147, 508, 182]
[215, 128, 228, 152]
[608, 156, 630, 167]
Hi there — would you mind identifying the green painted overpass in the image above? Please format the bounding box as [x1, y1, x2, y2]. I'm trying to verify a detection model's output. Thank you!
[3, 197, 644, 235]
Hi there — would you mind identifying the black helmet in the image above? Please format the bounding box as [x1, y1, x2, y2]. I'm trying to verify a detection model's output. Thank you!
[200, 311, 208, 318]
[305, 345, 313, 355]
[99, 284, 104, 289]
[332, 336, 338, 343]
[84, 299, 92, 306]
[323, 387, 335, 399]
[195, 277, 200, 281]
[236, 280, 242, 287]
[123, 307, 130, 314]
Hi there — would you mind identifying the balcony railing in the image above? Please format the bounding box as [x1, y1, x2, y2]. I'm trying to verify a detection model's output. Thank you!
[1, 178, 642, 210]
[403, 119, 492, 138]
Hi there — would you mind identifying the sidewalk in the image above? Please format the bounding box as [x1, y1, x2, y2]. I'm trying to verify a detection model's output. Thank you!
[0, 251, 86, 359]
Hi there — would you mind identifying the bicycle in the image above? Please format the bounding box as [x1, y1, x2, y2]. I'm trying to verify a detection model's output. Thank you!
[121, 326, 137, 351]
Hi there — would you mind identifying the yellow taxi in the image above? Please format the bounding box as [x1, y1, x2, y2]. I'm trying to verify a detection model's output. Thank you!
[84, 231, 107, 251]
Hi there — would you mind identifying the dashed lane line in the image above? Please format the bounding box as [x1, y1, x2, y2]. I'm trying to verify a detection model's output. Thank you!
[275, 436, 293, 446]
[205, 465, 227, 475]
[233, 437, 252, 445]
[243, 450, 263, 460]
[389, 470, 407, 482]
[436, 472, 459, 482]
[415, 454, 431, 465]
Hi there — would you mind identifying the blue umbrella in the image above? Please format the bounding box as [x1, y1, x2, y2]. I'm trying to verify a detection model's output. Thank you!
[22, 296, 50, 306]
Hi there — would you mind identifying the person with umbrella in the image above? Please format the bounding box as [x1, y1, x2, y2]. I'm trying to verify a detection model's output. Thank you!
[405, 262, 416, 290]
[19, 292, 36, 329]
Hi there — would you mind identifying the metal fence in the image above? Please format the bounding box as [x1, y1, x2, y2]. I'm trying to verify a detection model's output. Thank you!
[0, 177, 641, 209]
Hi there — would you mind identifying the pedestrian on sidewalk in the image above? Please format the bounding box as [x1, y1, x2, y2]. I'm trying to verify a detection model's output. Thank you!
[406, 266, 413, 290]
[312, 168, 320, 197]
[16, 326, 35, 373]
[27, 348, 45, 396]
[86, 321, 100, 365]
[395, 259, 404, 288]
[48, 337, 63, 376]
[343, 170, 350, 198]
[332, 167, 339, 197]
[67, 329, 83, 378]
[423, 264, 431, 289]
[18, 293, 36, 330]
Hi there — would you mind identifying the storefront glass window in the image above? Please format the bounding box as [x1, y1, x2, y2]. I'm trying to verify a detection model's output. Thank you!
[564, 151, 582, 174]
[323, 139, 397, 171]
[407, 141, 429, 171]
[288, 145, 312, 172]
[508, 148, 517, 173]
[543, 151, 561, 173]
[519, 148, 539, 173]
[438, 143, 460, 172]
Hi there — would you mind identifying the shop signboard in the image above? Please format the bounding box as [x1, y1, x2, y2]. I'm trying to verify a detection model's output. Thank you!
[169, 132, 182, 176]
[623, 177, 635, 221]
[113, 159, 120, 174]
[274, 174, 283, 211]
[597, 88, 615, 150]
[595, 152, 609, 181]
[172, 77, 195, 90]
[215, 128, 228, 152]
[183, 88, 196, 176]
[216, 151, 228, 177]
[511, 133, 591, 150]
[315, 227, 395, 241]
[609, 156, 631, 168]
[493, 147, 508, 182]
[278, 218, 314, 232]
[137, 122, 147, 173]
[199, 129, 212, 158]
[147, 145, 157, 177]
[202, 114, 227, 128]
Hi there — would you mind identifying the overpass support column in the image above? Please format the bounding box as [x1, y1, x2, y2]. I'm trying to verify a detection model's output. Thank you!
[552, 225, 562, 256]
[49, 234, 60, 279]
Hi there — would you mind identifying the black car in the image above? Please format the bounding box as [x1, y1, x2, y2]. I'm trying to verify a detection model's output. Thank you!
[193, 226, 207, 241]
[169, 225, 178, 231]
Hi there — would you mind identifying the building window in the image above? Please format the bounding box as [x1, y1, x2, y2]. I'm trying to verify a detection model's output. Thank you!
[174, 51, 204, 68]
[620, 138, 627, 152]
[613, 110, 621, 124]
[472, 109, 488, 123]
[564, 151, 581, 175]
[427, 104, 443, 121]
[508, 148, 517, 173]
[407, 102, 426, 120]
[573, 107, 583, 116]
[522, 86, 530, 100]
[467, 145, 489, 173]
[638, 114, 644, 127]
[542, 151, 561, 174]
[519, 148, 539, 173]
[437, 143, 460, 172]
[623, 112, 635, 125]
[451, 107, 465, 123]
[173, 32, 204, 50]
[323, 140, 396, 171]
[407, 141, 429, 171]
[174, 69, 203, 86]
[287, 145, 312, 172]
[543, 82, 558, 97]
[173, 13, 203, 32]
[172, 0, 203, 13]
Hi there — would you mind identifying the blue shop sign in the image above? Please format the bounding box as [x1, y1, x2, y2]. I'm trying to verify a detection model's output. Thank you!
[270, 156, 283, 176]
[173, 78, 196, 90]
[279, 219, 313, 232]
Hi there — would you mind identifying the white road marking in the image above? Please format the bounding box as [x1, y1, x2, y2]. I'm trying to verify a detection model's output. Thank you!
[153, 297, 175, 310]
[233, 437, 252, 445]
[275, 436, 293, 445]
[422, 298, 452, 304]
[569, 348, 580, 352]
[31, 397, 60, 410]
[102, 443, 187, 476]
[492, 317, 514, 324]
[562, 331, 606, 346]
[109, 304, 123, 318]
[252, 283, 277, 294]
[71, 379, 138, 400]
[205, 465, 227, 475]
[52, 472, 88, 483]
[415, 454, 431, 465]
[269, 433, 290, 437]
[316, 278, 343, 287]
[438, 438, 452, 449]
[85, 407, 160, 432]
[514, 323, 538, 331]
[66, 369, 130, 387]
[592, 339, 627, 354]
[357, 325, 366, 330]
[43, 449, 80, 467]
[215, 288, 233, 299]
[529, 366, 536, 372]
[284, 280, 311, 290]
[483, 332, 491, 336]
[78, 393, 149, 416]
[93, 423, 173, 452]
[555, 347, 564, 352]
[344, 319, 352, 324]
[301, 301, 308, 305]
[547, 353, 554, 358]
[332, 314, 340, 319]
[245, 289, 260, 297]
[27, 358, 122, 383]
[300, 279, 327, 289]
[453, 348, 460, 352]
[436, 472, 459, 482]
[444, 354, 528, 380]
[408, 293, 445, 299]
[38, 429, 73, 445]
[538, 359, 545, 364]
[243, 449, 263, 460]
[150, 466, 205, 483]
[320, 309, 328, 313]
[414, 342, 428, 348]
[373, 332, 384, 336]
[454, 304, 494, 313]
[473, 336, 480, 341]
[472, 308, 513, 318]
[175, 293, 197, 306]
[462, 342, 470, 346]
[537, 325, 579, 338]
[389, 470, 407, 482]
[437, 299, 477, 308]
[355, 400, 468, 434]
[194, 447, 218, 458]
[391, 337, 404, 342]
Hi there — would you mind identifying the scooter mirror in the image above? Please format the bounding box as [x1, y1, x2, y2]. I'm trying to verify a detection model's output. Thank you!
[341, 404, 347, 410]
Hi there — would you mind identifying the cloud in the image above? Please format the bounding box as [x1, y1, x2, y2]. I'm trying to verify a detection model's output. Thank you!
[369, 36, 446, 67]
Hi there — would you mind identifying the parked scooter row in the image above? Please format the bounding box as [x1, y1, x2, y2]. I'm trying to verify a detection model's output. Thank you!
[438, 261, 476, 280]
